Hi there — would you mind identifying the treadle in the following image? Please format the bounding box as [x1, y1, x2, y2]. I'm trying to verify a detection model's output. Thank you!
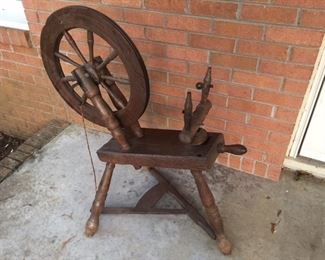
[102, 168, 216, 239]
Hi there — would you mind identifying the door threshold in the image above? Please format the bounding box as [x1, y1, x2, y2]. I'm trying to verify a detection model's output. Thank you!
[284, 156, 325, 179]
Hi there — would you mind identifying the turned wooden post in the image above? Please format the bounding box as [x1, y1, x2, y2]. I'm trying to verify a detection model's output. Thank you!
[191, 170, 232, 255]
[85, 163, 115, 237]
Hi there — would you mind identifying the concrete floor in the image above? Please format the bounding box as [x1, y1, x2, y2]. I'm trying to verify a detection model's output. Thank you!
[0, 125, 324, 260]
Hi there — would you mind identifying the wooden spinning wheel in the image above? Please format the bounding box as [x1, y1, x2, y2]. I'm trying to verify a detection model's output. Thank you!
[41, 6, 248, 256]
[41, 5, 149, 128]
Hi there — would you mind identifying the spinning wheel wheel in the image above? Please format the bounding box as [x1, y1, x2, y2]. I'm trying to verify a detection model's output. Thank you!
[41, 6, 149, 128]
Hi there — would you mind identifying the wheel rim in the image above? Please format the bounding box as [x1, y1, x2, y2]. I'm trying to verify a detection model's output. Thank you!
[40, 6, 150, 127]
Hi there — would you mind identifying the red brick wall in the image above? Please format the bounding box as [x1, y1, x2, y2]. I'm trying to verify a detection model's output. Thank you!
[1, 0, 324, 181]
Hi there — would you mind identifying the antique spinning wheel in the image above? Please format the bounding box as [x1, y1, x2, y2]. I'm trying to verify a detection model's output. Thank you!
[40, 6, 248, 256]
[41, 6, 149, 128]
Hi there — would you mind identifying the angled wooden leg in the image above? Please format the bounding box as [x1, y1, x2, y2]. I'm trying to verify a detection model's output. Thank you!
[191, 170, 232, 255]
[85, 163, 115, 237]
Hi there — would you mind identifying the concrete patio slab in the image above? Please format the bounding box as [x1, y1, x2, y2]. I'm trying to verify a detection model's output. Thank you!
[0, 124, 324, 260]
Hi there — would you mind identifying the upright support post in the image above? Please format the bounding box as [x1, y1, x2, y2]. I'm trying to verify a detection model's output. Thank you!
[85, 163, 115, 237]
[191, 170, 232, 255]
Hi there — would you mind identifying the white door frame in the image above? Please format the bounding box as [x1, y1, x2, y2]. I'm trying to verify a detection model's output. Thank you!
[287, 36, 325, 158]
[285, 35, 325, 178]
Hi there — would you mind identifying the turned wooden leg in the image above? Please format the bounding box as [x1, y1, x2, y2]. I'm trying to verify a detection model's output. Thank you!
[191, 170, 232, 255]
[85, 163, 115, 237]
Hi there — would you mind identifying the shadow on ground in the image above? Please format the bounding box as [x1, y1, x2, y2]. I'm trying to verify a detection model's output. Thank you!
[0, 125, 324, 260]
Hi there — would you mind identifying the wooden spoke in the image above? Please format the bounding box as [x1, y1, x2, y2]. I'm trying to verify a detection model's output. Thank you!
[96, 50, 118, 70]
[100, 81, 126, 109]
[71, 82, 79, 89]
[101, 75, 130, 85]
[81, 93, 88, 105]
[61, 75, 76, 82]
[55, 52, 81, 67]
[64, 31, 87, 64]
[87, 31, 94, 63]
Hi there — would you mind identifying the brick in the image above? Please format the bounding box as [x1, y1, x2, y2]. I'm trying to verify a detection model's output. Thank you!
[275, 107, 299, 122]
[8, 71, 34, 84]
[166, 46, 208, 62]
[150, 93, 167, 105]
[0, 42, 11, 51]
[272, 0, 325, 9]
[283, 79, 309, 95]
[146, 28, 187, 45]
[224, 133, 242, 144]
[15, 64, 43, 76]
[23, 0, 53, 11]
[144, 0, 186, 13]
[259, 60, 313, 80]
[189, 34, 235, 52]
[151, 83, 185, 97]
[27, 23, 44, 35]
[146, 57, 187, 73]
[249, 115, 294, 134]
[97, 6, 124, 21]
[204, 116, 226, 131]
[102, 0, 142, 8]
[169, 74, 199, 87]
[168, 118, 183, 129]
[241, 4, 297, 24]
[205, 93, 227, 108]
[265, 27, 323, 47]
[232, 71, 282, 90]
[267, 165, 282, 181]
[36, 11, 51, 24]
[254, 161, 267, 177]
[254, 89, 303, 109]
[210, 53, 257, 71]
[0, 28, 10, 44]
[167, 16, 212, 33]
[228, 97, 273, 116]
[7, 30, 31, 48]
[0, 60, 17, 71]
[17, 143, 37, 155]
[148, 70, 168, 83]
[0, 167, 12, 182]
[124, 10, 165, 27]
[24, 10, 40, 23]
[0, 157, 20, 170]
[134, 40, 166, 57]
[268, 132, 291, 144]
[229, 154, 241, 170]
[241, 158, 254, 173]
[151, 103, 182, 119]
[13, 46, 39, 56]
[215, 82, 252, 99]
[119, 23, 145, 39]
[244, 136, 288, 156]
[300, 10, 325, 29]
[0, 69, 9, 77]
[191, 0, 238, 18]
[290, 47, 319, 65]
[210, 107, 246, 123]
[215, 21, 263, 40]
[226, 121, 268, 139]
[237, 40, 288, 61]
[265, 151, 287, 165]
[217, 153, 229, 166]
[7, 150, 31, 163]
[141, 111, 168, 127]
[2, 52, 27, 63]
[243, 147, 264, 161]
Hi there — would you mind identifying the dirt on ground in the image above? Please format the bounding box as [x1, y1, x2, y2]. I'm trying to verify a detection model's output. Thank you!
[0, 132, 24, 161]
